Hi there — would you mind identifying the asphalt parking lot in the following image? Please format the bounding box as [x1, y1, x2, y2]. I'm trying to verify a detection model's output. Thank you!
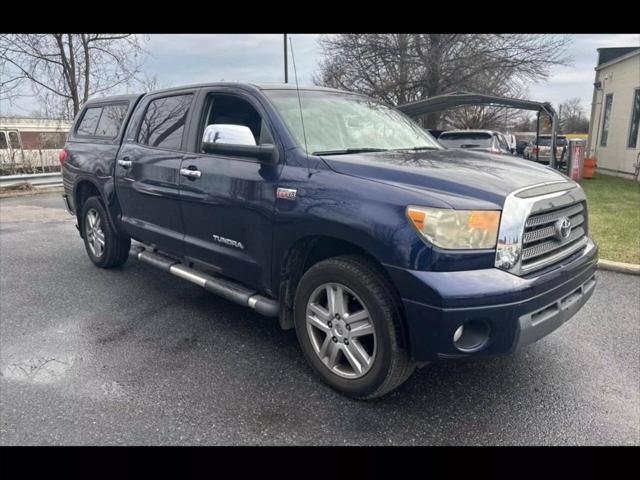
[1, 192, 638, 445]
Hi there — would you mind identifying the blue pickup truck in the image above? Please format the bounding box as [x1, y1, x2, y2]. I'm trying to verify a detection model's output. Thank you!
[60, 83, 598, 399]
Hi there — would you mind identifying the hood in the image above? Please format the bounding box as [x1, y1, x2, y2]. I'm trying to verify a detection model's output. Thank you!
[320, 149, 569, 210]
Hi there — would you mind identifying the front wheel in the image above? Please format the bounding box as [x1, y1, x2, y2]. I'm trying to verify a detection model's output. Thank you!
[81, 196, 130, 268]
[294, 255, 415, 399]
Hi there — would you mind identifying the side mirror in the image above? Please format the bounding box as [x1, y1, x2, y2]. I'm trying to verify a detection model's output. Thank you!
[201, 124, 278, 165]
[203, 124, 256, 146]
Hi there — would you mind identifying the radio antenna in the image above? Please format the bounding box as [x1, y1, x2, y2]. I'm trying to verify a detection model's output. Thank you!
[288, 36, 311, 177]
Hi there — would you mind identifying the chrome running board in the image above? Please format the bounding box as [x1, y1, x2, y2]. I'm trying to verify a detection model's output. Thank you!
[129, 245, 279, 317]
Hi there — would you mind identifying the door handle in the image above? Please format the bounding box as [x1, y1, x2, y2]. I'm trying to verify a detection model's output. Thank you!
[180, 168, 202, 179]
[118, 159, 132, 168]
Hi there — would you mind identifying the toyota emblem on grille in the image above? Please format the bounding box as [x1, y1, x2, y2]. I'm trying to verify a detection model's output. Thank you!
[555, 216, 572, 240]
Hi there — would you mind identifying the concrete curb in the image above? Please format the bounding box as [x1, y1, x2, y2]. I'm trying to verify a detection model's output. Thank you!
[597, 259, 640, 275]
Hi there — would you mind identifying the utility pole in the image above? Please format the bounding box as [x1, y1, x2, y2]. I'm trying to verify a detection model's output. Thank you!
[558, 104, 563, 133]
[284, 34, 288, 83]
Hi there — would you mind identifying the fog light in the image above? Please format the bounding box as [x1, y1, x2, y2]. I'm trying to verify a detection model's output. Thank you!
[453, 319, 491, 352]
[453, 325, 464, 343]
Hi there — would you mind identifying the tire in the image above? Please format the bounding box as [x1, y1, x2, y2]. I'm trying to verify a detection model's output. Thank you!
[293, 255, 415, 399]
[81, 196, 130, 268]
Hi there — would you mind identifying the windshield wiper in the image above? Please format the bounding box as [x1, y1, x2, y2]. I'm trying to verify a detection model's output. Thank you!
[312, 148, 389, 156]
[393, 146, 438, 152]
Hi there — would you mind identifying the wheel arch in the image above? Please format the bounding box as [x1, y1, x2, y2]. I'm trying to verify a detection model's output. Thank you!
[73, 178, 124, 238]
[276, 234, 408, 344]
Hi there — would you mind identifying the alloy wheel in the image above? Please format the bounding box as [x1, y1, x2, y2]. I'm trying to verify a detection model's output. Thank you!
[85, 208, 105, 258]
[305, 282, 376, 379]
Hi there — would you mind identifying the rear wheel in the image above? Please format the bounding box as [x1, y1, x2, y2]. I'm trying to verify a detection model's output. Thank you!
[294, 255, 415, 399]
[81, 196, 130, 268]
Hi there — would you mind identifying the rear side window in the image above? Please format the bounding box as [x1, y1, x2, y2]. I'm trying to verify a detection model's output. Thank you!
[76, 103, 128, 138]
[138, 94, 193, 150]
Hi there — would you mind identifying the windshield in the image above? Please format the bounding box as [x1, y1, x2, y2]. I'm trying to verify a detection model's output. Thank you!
[264, 90, 441, 155]
[438, 132, 493, 149]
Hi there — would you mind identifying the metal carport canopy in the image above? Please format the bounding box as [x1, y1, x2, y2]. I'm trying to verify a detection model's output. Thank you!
[397, 91, 559, 167]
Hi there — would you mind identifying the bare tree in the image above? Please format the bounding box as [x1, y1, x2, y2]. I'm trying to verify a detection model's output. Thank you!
[138, 72, 163, 93]
[558, 98, 589, 133]
[512, 113, 536, 132]
[442, 69, 529, 130]
[316, 34, 572, 128]
[0, 34, 147, 119]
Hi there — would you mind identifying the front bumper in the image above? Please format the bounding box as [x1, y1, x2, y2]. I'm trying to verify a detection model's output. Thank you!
[385, 238, 598, 361]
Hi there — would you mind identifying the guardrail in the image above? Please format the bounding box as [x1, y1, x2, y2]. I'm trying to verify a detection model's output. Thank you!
[0, 172, 62, 188]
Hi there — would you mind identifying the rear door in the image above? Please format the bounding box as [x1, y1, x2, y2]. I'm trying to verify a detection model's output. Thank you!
[64, 98, 137, 216]
[115, 89, 196, 256]
[178, 88, 283, 292]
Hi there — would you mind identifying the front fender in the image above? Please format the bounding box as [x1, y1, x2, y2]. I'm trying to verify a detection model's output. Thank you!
[271, 166, 472, 293]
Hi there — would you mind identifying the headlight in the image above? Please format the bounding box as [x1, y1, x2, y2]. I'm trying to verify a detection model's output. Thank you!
[406, 206, 501, 250]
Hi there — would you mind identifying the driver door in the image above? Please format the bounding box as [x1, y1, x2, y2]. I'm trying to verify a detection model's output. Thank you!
[179, 89, 283, 292]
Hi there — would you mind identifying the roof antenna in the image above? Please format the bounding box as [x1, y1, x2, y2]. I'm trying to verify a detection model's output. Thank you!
[289, 36, 311, 177]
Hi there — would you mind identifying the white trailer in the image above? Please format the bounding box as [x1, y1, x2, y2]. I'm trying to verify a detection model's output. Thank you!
[1, 117, 71, 175]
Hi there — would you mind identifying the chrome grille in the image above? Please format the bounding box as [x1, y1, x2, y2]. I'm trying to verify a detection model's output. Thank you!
[522, 214, 584, 244]
[524, 203, 583, 228]
[520, 201, 588, 273]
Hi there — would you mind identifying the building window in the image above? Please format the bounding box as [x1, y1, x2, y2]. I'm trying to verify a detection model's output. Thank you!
[628, 88, 640, 149]
[600, 94, 613, 147]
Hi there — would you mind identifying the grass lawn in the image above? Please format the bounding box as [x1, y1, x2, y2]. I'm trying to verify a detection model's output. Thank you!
[580, 174, 640, 264]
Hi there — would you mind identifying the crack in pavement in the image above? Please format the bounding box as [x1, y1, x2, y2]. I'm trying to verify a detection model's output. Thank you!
[1, 356, 77, 384]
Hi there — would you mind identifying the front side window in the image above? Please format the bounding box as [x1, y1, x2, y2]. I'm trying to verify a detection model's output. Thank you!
[77, 107, 102, 136]
[138, 94, 193, 150]
[0, 132, 8, 149]
[199, 94, 272, 151]
[264, 90, 441, 155]
[628, 88, 640, 149]
[600, 94, 613, 147]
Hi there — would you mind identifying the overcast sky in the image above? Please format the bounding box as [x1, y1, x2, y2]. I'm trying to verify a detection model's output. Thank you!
[2, 33, 638, 117]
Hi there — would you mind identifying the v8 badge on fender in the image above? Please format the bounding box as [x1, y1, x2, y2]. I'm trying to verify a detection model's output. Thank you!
[277, 188, 297, 201]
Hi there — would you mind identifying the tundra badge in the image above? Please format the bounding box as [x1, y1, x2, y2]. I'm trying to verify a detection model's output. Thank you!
[212, 235, 244, 250]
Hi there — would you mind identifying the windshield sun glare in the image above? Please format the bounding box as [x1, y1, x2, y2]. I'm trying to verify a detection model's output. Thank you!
[265, 90, 441, 155]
